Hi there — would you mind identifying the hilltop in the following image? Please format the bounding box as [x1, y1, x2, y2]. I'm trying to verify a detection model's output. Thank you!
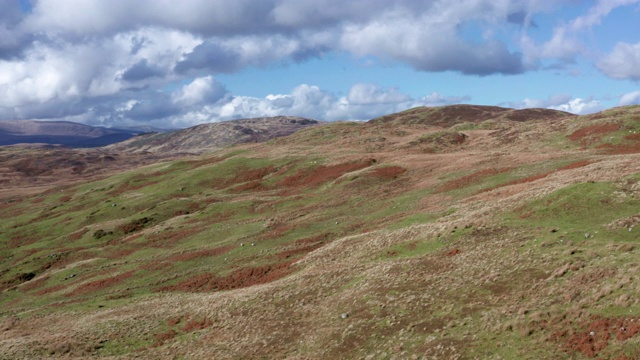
[1, 104, 640, 359]
[107, 116, 320, 154]
[369, 104, 573, 126]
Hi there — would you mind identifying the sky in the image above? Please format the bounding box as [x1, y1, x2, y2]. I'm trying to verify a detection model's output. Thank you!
[1, 0, 640, 129]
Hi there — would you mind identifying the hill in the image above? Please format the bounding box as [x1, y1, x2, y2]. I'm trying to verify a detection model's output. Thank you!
[369, 104, 573, 126]
[0, 120, 139, 147]
[107, 116, 320, 154]
[1, 105, 640, 358]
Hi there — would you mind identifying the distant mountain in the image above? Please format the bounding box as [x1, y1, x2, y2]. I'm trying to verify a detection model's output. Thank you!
[108, 116, 321, 153]
[369, 104, 574, 126]
[0, 120, 139, 147]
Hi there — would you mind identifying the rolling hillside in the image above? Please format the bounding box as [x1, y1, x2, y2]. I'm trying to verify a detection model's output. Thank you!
[1, 105, 640, 359]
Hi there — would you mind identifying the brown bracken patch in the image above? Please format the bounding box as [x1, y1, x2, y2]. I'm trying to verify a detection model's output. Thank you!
[277, 159, 375, 189]
[119, 217, 153, 234]
[68, 228, 89, 241]
[157, 261, 294, 293]
[152, 329, 178, 347]
[368, 166, 406, 180]
[555, 316, 640, 358]
[568, 123, 620, 142]
[556, 160, 593, 171]
[68, 271, 134, 297]
[446, 248, 461, 256]
[596, 142, 640, 155]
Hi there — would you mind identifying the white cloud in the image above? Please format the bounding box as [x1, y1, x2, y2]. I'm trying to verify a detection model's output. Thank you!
[19, 0, 534, 77]
[339, 4, 525, 75]
[1, 0, 638, 126]
[598, 42, 640, 80]
[24, 0, 272, 36]
[619, 91, 640, 106]
[508, 94, 573, 109]
[521, 0, 640, 67]
[164, 83, 469, 128]
[347, 84, 411, 105]
[172, 76, 227, 107]
[508, 94, 602, 115]
[549, 98, 602, 115]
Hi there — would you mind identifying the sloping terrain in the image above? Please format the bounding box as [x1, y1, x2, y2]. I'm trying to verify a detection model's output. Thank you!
[1, 105, 640, 359]
[107, 116, 320, 154]
[0, 120, 139, 147]
[0, 146, 182, 199]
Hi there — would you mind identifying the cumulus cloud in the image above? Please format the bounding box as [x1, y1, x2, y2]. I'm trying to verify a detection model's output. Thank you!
[1, 0, 638, 127]
[172, 76, 228, 107]
[619, 91, 640, 106]
[347, 84, 411, 105]
[121, 59, 165, 82]
[549, 98, 602, 114]
[165, 83, 469, 128]
[0, 0, 32, 59]
[598, 42, 640, 80]
[508, 94, 602, 115]
[507, 94, 573, 109]
[521, 0, 640, 67]
[18, 0, 536, 77]
[339, 4, 527, 76]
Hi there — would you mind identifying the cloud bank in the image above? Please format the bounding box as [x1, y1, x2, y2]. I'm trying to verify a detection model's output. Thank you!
[0, 0, 638, 127]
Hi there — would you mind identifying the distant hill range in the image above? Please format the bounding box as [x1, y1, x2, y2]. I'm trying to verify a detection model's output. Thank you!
[107, 116, 320, 153]
[369, 104, 575, 126]
[0, 120, 141, 147]
[0, 116, 320, 151]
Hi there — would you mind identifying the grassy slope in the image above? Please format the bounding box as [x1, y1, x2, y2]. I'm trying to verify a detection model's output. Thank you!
[1, 105, 640, 358]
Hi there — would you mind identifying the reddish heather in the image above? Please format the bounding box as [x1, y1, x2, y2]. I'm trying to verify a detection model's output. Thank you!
[568, 123, 620, 141]
[597, 143, 640, 155]
[68, 270, 134, 297]
[446, 249, 461, 256]
[182, 317, 213, 332]
[152, 329, 178, 347]
[68, 228, 89, 241]
[277, 159, 375, 189]
[157, 261, 294, 293]
[119, 217, 153, 234]
[555, 316, 640, 358]
[556, 160, 593, 171]
[368, 166, 407, 180]
[272, 243, 325, 261]
[35, 283, 69, 296]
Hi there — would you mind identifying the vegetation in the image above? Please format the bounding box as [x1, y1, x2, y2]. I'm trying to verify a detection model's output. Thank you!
[1, 105, 640, 358]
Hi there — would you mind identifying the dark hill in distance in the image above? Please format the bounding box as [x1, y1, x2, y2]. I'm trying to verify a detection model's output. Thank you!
[107, 116, 320, 154]
[0, 120, 139, 147]
[369, 104, 574, 127]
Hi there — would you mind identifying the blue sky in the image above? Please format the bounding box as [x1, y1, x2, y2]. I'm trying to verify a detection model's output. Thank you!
[1, 1, 639, 128]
